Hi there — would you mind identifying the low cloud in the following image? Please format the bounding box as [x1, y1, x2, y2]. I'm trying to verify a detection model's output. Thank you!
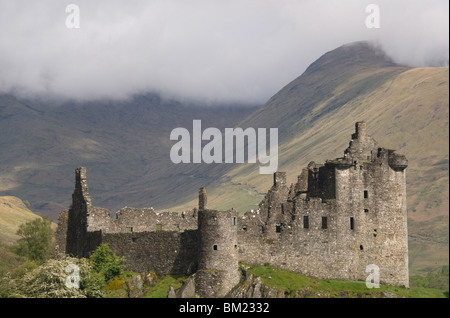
[0, 0, 448, 104]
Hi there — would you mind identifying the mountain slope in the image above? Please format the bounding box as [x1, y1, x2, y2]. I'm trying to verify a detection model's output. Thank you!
[0, 94, 256, 218]
[170, 42, 449, 274]
[0, 196, 41, 244]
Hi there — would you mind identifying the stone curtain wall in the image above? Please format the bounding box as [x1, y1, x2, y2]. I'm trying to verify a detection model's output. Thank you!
[102, 230, 199, 276]
[88, 206, 198, 234]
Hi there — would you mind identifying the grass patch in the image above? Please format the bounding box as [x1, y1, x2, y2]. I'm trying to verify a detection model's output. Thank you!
[144, 274, 188, 298]
[244, 264, 448, 298]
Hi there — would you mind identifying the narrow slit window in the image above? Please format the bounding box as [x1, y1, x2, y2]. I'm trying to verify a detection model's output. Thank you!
[303, 216, 309, 229]
[233, 217, 236, 225]
[321, 217, 328, 229]
[276, 224, 282, 233]
[350, 217, 354, 230]
[364, 190, 369, 199]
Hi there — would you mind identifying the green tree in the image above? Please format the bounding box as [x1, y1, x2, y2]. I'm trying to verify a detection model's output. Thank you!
[89, 243, 125, 282]
[13, 216, 55, 263]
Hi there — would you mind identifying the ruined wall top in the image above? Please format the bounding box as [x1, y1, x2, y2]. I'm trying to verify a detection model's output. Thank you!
[199, 187, 207, 211]
[344, 122, 379, 163]
[351, 121, 367, 140]
[74, 167, 91, 206]
[273, 171, 287, 187]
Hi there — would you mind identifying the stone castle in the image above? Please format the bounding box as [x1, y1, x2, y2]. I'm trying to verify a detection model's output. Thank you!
[55, 122, 409, 297]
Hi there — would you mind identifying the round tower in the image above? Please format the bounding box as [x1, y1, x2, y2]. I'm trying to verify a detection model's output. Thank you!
[195, 189, 240, 297]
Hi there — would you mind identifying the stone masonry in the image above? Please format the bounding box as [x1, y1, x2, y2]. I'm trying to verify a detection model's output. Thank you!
[55, 122, 409, 297]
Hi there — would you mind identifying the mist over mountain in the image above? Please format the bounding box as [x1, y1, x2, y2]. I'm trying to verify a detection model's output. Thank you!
[0, 0, 448, 104]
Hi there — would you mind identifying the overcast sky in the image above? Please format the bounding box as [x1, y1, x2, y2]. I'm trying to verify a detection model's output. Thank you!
[0, 0, 448, 104]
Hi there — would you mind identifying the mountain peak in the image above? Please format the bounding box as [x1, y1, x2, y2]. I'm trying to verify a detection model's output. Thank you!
[303, 41, 399, 76]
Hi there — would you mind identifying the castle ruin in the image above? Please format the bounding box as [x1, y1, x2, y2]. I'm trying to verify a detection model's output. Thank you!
[56, 122, 409, 296]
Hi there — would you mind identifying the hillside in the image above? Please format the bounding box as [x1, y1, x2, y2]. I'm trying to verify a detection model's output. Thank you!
[0, 196, 41, 244]
[0, 94, 256, 218]
[170, 42, 449, 275]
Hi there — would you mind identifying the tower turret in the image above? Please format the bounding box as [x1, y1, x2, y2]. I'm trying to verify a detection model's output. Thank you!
[195, 205, 240, 297]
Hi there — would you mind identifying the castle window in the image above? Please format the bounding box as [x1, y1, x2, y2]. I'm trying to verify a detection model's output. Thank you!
[303, 216, 309, 229]
[242, 225, 247, 232]
[364, 208, 369, 213]
[364, 190, 369, 199]
[350, 217, 354, 230]
[233, 217, 236, 225]
[360, 245, 364, 251]
[213, 245, 218, 251]
[321, 217, 328, 229]
[276, 224, 282, 233]
[128, 227, 133, 233]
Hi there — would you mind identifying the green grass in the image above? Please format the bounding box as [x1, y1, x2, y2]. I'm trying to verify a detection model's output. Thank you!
[144, 274, 188, 298]
[244, 264, 448, 298]
[102, 270, 190, 298]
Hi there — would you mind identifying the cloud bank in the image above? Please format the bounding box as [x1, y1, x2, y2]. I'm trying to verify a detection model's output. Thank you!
[0, 0, 448, 104]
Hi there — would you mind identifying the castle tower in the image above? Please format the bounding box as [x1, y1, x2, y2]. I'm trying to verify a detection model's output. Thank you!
[195, 193, 240, 297]
[334, 123, 409, 287]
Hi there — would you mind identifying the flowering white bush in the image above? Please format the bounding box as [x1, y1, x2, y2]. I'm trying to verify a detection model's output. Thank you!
[14, 256, 104, 298]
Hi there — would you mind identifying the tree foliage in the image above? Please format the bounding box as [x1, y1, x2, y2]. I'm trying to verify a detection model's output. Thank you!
[89, 243, 125, 282]
[13, 216, 55, 264]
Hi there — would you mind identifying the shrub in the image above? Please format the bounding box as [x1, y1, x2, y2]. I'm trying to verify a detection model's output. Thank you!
[9, 256, 104, 298]
[12, 216, 55, 264]
[89, 243, 125, 282]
